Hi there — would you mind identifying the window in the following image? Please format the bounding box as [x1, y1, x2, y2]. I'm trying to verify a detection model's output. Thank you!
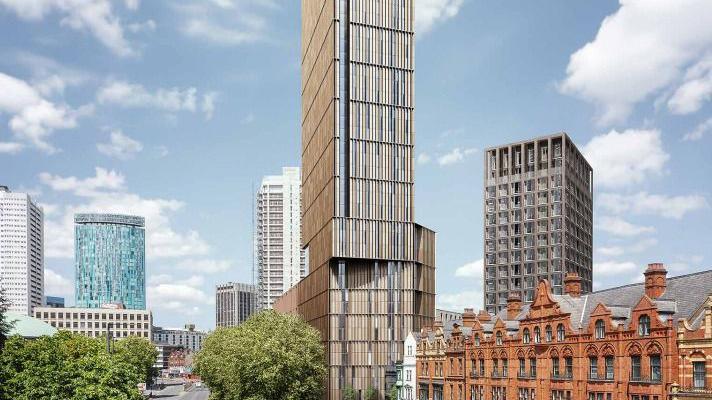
[475, 334, 480, 346]
[496, 331, 503, 346]
[557, 324, 565, 341]
[479, 359, 485, 376]
[552, 358, 560, 376]
[693, 361, 706, 388]
[519, 358, 526, 377]
[638, 315, 651, 336]
[545, 325, 553, 342]
[565, 357, 573, 377]
[534, 327, 541, 343]
[407, 345, 412, 356]
[631, 356, 641, 380]
[589, 357, 598, 379]
[595, 320, 605, 339]
[523, 328, 530, 344]
[502, 359, 508, 377]
[650, 355, 661, 381]
[529, 358, 537, 377]
[605, 356, 614, 380]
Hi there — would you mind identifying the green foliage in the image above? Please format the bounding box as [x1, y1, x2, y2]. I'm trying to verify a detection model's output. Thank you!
[194, 309, 327, 400]
[386, 385, 399, 400]
[113, 335, 159, 386]
[0, 331, 155, 400]
[364, 387, 378, 400]
[342, 386, 358, 400]
[0, 285, 13, 350]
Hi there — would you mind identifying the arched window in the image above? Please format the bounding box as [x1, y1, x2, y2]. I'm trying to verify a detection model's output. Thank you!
[496, 331, 503, 346]
[638, 315, 651, 336]
[534, 326, 541, 343]
[475, 333, 480, 346]
[523, 328, 530, 344]
[557, 324, 565, 341]
[595, 320, 605, 339]
[545, 325, 553, 342]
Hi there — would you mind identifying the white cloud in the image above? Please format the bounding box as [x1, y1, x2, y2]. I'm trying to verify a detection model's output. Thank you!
[0, 72, 92, 153]
[175, 259, 233, 274]
[437, 147, 477, 166]
[175, 1, 275, 46]
[684, 117, 712, 141]
[147, 281, 212, 315]
[44, 268, 73, 299]
[582, 129, 668, 188]
[39, 168, 211, 259]
[97, 129, 143, 160]
[558, 0, 712, 125]
[0, 142, 23, 154]
[668, 54, 712, 114]
[127, 19, 156, 33]
[599, 192, 708, 219]
[593, 261, 639, 277]
[437, 290, 480, 312]
[183, 18, 264, 45]
[0, 0, 138, 57]
[595, 216, 655, 237]
[240, 112, 255, 125]
[124, 0, 140, 11]
[15, 52, 93, 97]
[454, 259, 483, 279]
[416, 153, 431, 165]
[415, 0, 464, 36]
[596, 238, 658, 258]
[101, 134, 133, 158]
[97, 80, 216, 120]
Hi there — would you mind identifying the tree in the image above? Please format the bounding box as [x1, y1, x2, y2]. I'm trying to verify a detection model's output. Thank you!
[0, 285, 13, 351]
[0, 331, 149, 400]
[364, 387, 378, 400]
[386, 385, 399, 400]
[195, 310, 327, 400]
[342, 386, 358, 400]
[113, 335, 159, 386]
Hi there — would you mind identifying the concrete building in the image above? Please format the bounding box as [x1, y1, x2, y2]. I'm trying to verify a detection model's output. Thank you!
[45, 296, 65, 308]
[34, 304, 152, 339]
[274, 1, 436, 397]
[256, 167, 306, 310]
[215, 282, 256, 328]
[0, 185, 43, 316]
[153, 323, 207, 352]
[436, 309, 463, 323]
[415, 264, 712, 400]
[483, 133, 593, 314]
[74, 213, 145, 310]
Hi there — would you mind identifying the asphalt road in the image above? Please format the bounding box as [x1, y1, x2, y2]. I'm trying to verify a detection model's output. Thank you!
[145, 382, 209, 400]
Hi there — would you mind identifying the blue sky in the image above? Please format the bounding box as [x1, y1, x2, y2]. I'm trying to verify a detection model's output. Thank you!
[1, 0, 711, 330]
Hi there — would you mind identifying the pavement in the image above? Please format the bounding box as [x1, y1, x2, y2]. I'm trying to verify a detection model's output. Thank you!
[144, 381, 209, 400]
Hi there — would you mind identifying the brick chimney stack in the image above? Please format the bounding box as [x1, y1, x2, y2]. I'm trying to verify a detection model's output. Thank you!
[644, 263, 668, 299]
[462, 308, 477, 328]
[477, 310, 492, 322]
[507, 293, 522, 320]
[564, 273, 582, 298]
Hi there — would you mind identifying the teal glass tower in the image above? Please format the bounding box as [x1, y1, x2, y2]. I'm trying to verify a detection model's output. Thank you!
[74, 214, 146, 309]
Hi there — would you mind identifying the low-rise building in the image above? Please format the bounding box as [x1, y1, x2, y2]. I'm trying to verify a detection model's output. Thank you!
[403, 332, 418, 400]
[152, 323, 207, 352]
[33, 305, 152, 339]
[415, 264, 712, 400]
[436, 309, 463, 323]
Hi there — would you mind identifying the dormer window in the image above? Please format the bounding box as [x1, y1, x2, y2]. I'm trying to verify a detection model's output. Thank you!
[496, 331, 503, 346]
[523, 328, 530, 344]
[534, 327, 541, 343]
[557, 324, 565, 341]
[595, 320, 605, 339]
[638, 315, 651, 336]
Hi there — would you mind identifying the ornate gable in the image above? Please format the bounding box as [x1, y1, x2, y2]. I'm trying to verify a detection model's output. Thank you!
[526, 280, 562, 319]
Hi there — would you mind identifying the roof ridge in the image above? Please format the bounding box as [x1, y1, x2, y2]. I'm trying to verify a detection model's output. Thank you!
[591, 269, 712, 294]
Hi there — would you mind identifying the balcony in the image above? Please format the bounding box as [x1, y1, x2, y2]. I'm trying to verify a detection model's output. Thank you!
[674, 386, 712, 396]
[551, 371, 573, 381]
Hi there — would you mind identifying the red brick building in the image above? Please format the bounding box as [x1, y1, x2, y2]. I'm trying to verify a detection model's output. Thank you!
[415, 264, 712, 400]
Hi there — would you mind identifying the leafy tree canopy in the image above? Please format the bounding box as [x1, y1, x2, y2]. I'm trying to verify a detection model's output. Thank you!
[0, 331, 156, 400]
[195, 310, 327, 400]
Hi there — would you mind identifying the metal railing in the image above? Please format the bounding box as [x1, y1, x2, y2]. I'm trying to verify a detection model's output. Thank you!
[629, 373, 661, 384]
[587, 373, 614, 382]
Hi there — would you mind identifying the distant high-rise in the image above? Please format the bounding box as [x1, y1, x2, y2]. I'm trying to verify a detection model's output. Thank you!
[256, 167, 306, 309]
[0, 185, 43, 316]
[274, 1, 436, 397]
[215, 282, 256, 328]
[74, 213, 145, 309]
[483, 133, 593, 314]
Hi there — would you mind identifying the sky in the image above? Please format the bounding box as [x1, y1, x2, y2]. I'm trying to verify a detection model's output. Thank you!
[1, 0, 711, 331]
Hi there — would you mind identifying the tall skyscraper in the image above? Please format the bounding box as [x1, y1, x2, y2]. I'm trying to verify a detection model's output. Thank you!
[256, 167, 306, 309]
[215, 282, 257, 328]
[74, 213, 146, 309]
[0, 185, 43, 316]
[483, 133, 593, 314]
[274, 1, 436, 398]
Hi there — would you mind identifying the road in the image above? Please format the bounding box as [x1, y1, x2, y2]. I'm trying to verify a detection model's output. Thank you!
[145, 382, 209, 400]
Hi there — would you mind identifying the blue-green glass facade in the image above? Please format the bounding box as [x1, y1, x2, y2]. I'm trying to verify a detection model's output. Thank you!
[74, 213, 145, 309]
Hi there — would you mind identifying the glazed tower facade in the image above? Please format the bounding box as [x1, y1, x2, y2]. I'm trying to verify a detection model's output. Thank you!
[274, 0, 436, 398]
[483, 133, 593, 314]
